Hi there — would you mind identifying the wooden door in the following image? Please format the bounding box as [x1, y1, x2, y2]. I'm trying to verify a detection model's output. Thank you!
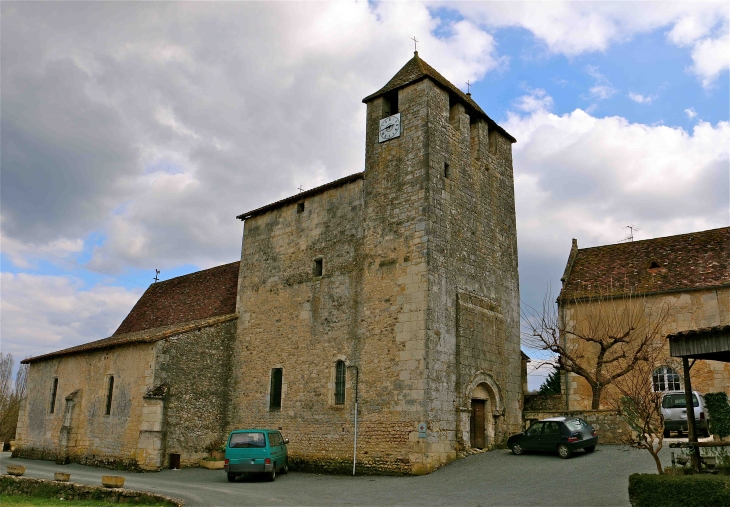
[470, 400, 486, 449]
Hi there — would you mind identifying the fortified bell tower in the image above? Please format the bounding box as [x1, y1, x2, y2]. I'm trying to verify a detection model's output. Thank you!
[361, 52, 521, 471]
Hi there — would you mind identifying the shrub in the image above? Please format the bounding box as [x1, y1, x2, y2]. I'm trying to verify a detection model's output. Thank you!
[704, 392, 730, 438]
[628, 473, 730, 507]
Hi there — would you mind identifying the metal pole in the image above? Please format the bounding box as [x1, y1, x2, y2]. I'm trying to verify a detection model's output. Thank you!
[351, 366, 359, 476]
[682, 357, 701, 472]
[353, 401, 358, 476]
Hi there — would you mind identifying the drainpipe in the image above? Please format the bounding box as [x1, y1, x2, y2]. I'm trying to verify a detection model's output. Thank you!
[351, 366, 359, 476]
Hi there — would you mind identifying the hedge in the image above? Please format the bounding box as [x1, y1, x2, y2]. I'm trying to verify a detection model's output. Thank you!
[628, 474, 730, 507]
[705, 392, 730, 438]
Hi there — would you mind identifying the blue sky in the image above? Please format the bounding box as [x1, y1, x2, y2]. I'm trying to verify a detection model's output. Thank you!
[2, 1, 728, 388]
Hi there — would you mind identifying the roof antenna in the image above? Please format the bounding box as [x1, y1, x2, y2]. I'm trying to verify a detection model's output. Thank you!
[620, 225, 640, 243]
[411, 36, 419, 54]
[153, 269, 160, 283]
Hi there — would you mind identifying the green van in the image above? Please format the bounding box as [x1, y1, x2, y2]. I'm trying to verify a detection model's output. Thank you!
[224, 429, 289, 482]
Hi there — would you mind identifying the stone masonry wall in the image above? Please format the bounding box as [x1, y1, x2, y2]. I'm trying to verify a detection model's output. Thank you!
[15, 344, 156, 469]
[154, 319, 236, 468]
[424, 81, 522, 462]
[564, 287, 730, 410]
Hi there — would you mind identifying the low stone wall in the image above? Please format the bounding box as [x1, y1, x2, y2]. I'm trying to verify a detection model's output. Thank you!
[13, 446, 140, 471]
[1, 475, 184, 506]
[524, 394, 564, 412]
[523, 409, 631, 444]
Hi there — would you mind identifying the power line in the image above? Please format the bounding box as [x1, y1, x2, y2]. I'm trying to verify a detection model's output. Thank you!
[1, 235, 147, 287]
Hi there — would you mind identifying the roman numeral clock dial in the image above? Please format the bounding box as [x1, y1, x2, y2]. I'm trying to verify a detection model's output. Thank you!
[379, 113, 401, 143]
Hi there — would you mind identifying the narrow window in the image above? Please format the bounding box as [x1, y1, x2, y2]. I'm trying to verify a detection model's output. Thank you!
[50, 378, 59, 414]
[334, 361, 346, 405]
[444, 162, 450, 178]
[105, 375, 114, 415]
[269, 368, 283, 411]
[296, 202, 305, 214]
[313, 258, 323, 277]
[383, 90, 398, 117]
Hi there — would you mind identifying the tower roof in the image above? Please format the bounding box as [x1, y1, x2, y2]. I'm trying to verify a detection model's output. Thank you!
[363, 52, 515, 143]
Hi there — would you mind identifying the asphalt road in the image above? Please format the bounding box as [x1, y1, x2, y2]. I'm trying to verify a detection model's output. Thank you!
[1, 445, 678, 507]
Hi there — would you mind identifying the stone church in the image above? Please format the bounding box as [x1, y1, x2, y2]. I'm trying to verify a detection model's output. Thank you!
[16, 52, 522, 475]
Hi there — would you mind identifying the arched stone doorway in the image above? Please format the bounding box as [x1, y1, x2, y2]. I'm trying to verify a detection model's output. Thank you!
[465, 374, 503, 449]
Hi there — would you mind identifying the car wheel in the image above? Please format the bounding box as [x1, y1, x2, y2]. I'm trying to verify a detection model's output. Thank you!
[227, 473, 236, 483]
[511, 443, 523, 455]
[557, 444, 572, 459]
[282, 460, 289, 474]
[268, 466, 276, 482]
[663, 429, 670, 438]
[584, 445, 596, 453]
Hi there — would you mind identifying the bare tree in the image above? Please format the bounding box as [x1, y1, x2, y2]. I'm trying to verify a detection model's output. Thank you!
[522, 287, 672, 409]
[608, 348, 667, 474]
[0, 353, 29, 443]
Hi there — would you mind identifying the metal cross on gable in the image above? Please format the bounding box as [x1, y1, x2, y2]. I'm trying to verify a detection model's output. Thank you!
[298, 185, 304, 193]
[467, 80, 471, 94]
[411, 36, 419, 52]
[153, 269, 160, 283]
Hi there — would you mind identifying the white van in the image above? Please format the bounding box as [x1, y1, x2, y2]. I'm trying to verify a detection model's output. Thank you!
[661, 391, 709, 438]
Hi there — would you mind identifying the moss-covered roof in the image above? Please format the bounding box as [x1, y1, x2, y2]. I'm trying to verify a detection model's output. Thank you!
[559, 227, 730, 301]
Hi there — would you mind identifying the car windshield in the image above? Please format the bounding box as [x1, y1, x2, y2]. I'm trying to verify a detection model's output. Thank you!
[565, 419, 588, 432]
[662, 394, 699, 408]
[229, 432, 266, 448]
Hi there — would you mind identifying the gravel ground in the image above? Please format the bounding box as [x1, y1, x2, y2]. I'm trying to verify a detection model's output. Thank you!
[1, 444, 684, 507]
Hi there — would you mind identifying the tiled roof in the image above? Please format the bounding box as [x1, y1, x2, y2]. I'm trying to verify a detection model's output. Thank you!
[237, 172, 363, 221]
[559, 227, 730, 301]
[362, 52, 516, 143]
[114, 261, 239, 334]
[21, 314, 238, 364]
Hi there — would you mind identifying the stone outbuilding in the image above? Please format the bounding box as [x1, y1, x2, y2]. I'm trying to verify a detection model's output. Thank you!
[16, 262, 239, 470]
[16, 52, 523, 474]
[558, 227, 730, 410]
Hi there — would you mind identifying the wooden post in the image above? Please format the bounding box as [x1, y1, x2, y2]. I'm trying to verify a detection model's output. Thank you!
[682, 357, 701, 472]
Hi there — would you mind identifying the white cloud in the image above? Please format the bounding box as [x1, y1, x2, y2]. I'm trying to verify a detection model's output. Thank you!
[685, 107, 698, 119]
[514, 88, 554, 113]
[585, 65, 616, 101]
[0, 273, 142, 360]
[629, 92, 656, 104]
[506, 92, 729, 307]
[448, 2, 729, 86]
[689, 31, 730, 88]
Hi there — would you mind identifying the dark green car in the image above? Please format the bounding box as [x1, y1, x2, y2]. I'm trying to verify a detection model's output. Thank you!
[508, 417, 598, 459]
[224, 429, 289, 482]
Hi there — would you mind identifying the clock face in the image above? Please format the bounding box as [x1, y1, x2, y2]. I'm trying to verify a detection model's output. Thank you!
[379, 113, 401, 143]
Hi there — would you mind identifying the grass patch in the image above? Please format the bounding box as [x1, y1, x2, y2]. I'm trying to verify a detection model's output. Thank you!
[1, 493, 172, 507]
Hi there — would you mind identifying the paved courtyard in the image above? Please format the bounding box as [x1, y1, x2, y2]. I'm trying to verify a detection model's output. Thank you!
[1, 445, 677, 506]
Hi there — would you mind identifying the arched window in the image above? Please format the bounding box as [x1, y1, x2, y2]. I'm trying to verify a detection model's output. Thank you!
[652, 366, 681, 392]
[334, 361, 346, 405]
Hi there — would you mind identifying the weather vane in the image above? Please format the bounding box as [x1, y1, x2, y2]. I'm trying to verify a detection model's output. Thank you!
[153, 269, 160, 283]
[411, 36, 419, 52]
